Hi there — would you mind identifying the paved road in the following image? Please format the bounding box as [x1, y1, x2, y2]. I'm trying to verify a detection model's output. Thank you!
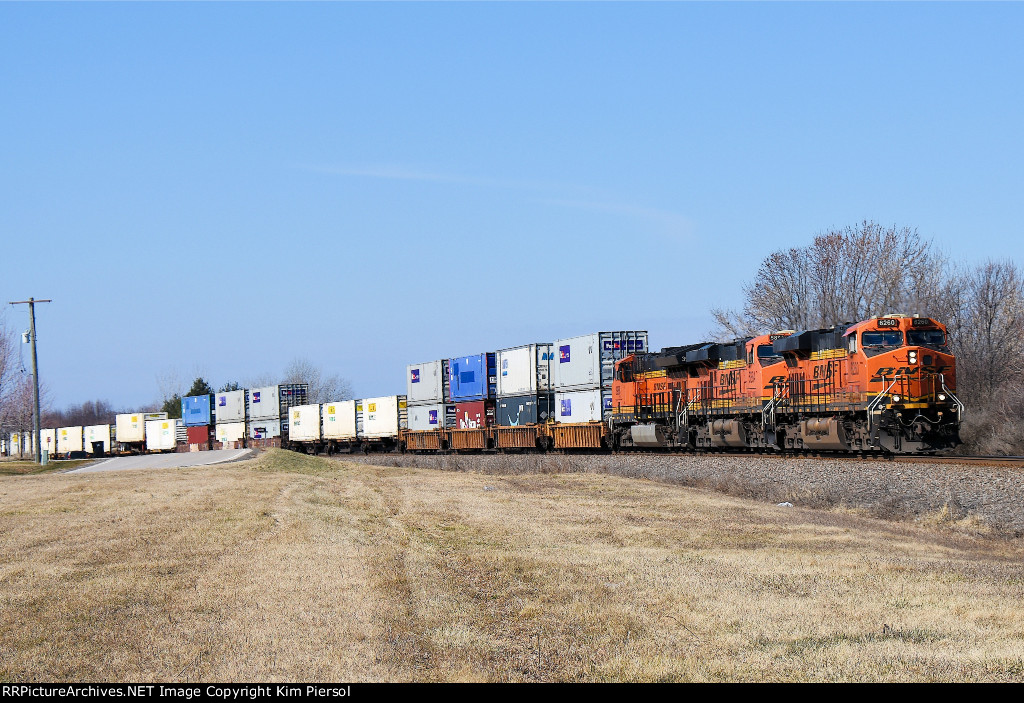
[67, 449, 255, 474]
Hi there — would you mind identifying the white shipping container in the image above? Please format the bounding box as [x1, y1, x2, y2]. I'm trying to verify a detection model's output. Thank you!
[215, 390, 246, 423]
[360, 395, 408, 439]
[10, 432, 35, 455]
[288, 404, 321, 442]
[84, 424, 113, 454]
[408, 402, 444, 431]
[248, 418, 281, 439]
[40, 428, 57, 454]
[496, 343, 553, 397]
[552, 331, 649, 391]
[57, 426, 84, 454]
[115, 413, 147, 444]
[554, 389, 610, 424]
[146, 419, 179, 451]
[406, 360, 445, 404]
[248, 385, 280, 420]
[215, 421, 247, 444]
[322, 400, 357, 440]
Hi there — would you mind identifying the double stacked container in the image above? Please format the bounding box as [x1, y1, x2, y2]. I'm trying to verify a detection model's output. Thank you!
[495, 343, 555, 426]
[182, 394, 214, 451]
[248, 384, 308, 447]
[406, 360, 449, 433]
[214, 390, 246, 449]
[447, 352, 496, 430]
[552, 331, 648, 423]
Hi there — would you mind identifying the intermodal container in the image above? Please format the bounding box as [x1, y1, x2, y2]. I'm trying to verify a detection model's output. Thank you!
[555, 389, 609, 424]
[215, 390, 246, 423]
[186, 425, 211, 446]
[496, 394, 555, 426]
[248, 418, 281, 440]
[182, 394, 214, 427]
[247, 385, 280, 420]
[215, 421, 246, 444]
[447, 353, 497, 402]
[115, 414, 146, 444]
[496, 343, 554, 397]
[452, 401, 494, 429]
[552, 331, 649, 391]
[322, 400, 357, 440]
[408, 403, 444, 432]
[288, 404, 321, 442]
[146, 419, 179, 451]
[360, 395, 408, 439]
[84, 424, 113, 454]
[406, 360, 447, 404]
[57, 426, 84, 454]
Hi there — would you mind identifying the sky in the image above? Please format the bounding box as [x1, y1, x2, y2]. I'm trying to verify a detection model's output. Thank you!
[2, 3, 1022, 410]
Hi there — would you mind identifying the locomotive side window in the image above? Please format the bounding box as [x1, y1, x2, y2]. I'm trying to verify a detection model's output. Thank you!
[848, 335, 857, 353]
[907, 329, 946, 347]
[861, 331, 904, 347]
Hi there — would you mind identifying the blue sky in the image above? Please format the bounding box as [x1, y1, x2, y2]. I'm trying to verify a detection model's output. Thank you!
[2, 3, 1022, 409]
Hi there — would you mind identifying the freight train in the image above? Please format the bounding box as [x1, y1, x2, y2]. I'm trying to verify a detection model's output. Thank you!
[5, 313, 962, 459]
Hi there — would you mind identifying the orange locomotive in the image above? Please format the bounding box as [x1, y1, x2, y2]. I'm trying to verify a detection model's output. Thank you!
[609, 314, 961, 454]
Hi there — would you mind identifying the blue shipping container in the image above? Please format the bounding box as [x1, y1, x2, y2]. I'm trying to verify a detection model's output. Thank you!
[447, 353, 497, 402]
[181, 394, 213, 427]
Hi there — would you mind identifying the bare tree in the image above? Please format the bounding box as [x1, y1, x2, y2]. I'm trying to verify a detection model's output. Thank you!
[946, 260, 1024, 403]
[711, 221, 946, 338]
[282, 358, 353, 404]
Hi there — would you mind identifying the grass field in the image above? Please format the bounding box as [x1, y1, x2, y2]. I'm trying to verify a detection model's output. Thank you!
[0, 458, 91, 476]
[1, 449, 1022, 682]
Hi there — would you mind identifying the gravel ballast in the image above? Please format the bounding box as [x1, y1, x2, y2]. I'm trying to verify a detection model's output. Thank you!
[340, 452, 1024, 536]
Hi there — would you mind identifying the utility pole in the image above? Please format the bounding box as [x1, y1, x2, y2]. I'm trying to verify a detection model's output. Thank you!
[9, 297, 51, 463]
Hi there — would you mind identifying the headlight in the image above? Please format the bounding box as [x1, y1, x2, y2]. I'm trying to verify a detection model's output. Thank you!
[908, 351, 918, 363]
[892, 395, 901, 403]
[938, 393, 947, 401]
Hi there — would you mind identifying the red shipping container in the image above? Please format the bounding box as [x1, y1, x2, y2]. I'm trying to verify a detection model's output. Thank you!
[453, 401, 494, 429]
[186, 425, 210, 445]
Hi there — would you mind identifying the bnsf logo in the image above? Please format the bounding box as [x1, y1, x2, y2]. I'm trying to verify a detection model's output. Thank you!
[870, 366, 949, 383]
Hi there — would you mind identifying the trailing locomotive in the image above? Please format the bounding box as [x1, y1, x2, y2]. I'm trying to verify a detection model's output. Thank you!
[608, 314, 962, 454]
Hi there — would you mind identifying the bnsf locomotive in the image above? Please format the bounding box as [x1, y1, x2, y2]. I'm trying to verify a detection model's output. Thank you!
[609, 313, 961, 454]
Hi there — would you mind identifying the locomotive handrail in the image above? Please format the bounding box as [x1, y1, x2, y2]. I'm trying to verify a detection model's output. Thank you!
[866, 372, 905, 439]
[939, 374, 964, 421]
[761, 382, 787, 428]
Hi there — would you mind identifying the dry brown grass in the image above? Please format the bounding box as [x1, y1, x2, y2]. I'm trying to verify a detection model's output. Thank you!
[1, 449, 1023, 681]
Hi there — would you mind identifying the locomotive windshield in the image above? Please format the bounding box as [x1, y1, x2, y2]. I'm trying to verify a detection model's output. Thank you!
[756, 345, 783, 364]
[907, 329, 946, 347]
[861, 331, 904, 347]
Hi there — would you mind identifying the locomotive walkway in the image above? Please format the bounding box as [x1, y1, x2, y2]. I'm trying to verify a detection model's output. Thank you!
[66, 449, 254, 474]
